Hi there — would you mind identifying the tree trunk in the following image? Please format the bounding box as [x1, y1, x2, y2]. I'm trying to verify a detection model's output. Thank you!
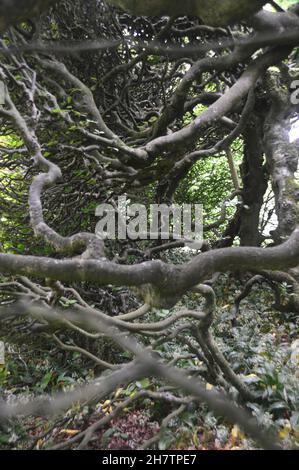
[107, 0, 267, 26]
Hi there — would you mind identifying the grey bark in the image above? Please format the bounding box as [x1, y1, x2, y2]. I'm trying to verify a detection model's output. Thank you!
[107, 0, 267, 27]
